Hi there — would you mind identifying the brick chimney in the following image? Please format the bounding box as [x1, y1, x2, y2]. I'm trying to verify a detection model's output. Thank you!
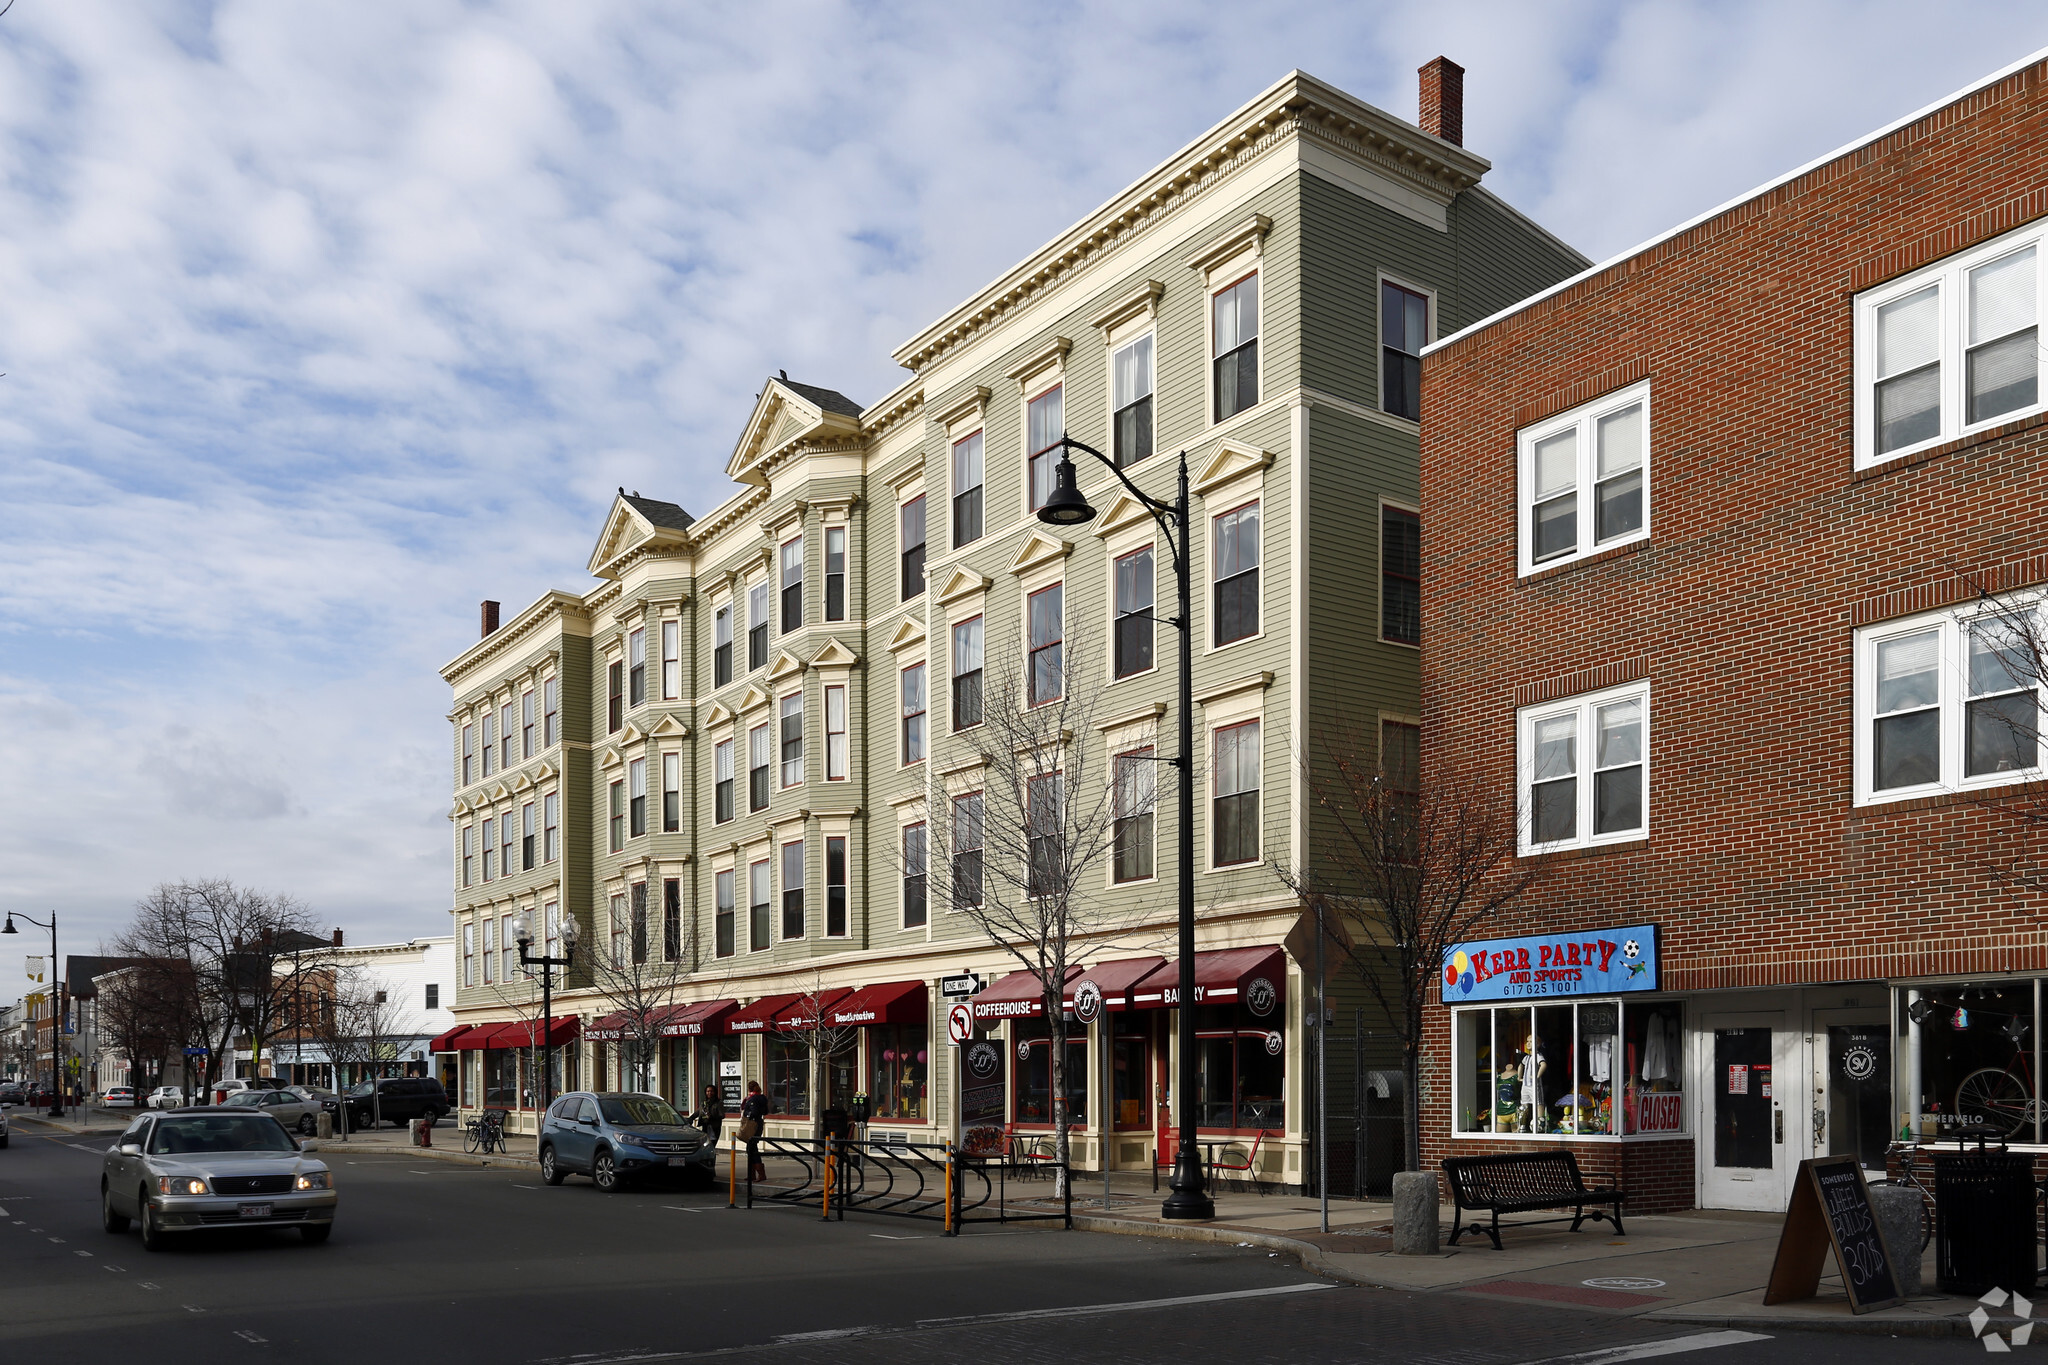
[1419, 56, 1465, 147]
[331, 928, 343, 948]
[480, 600, 501, 638]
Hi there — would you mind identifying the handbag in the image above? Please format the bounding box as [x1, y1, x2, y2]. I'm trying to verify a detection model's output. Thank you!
[737, 1115, 764, 1142]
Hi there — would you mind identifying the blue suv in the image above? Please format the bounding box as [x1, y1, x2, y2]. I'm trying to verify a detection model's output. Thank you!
[538, 1091, 718, 1193]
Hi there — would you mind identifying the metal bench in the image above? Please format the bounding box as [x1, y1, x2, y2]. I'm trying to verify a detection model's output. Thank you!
[1441, 1150, 1626, 1250]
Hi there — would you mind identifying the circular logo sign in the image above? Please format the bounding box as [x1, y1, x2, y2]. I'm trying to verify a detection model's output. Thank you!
[1245, 977, 1278, 1018]
[1841, 1043, 1880, 1082]
[1265, 1030, 1284, 1057]
[1017, 1038, 1033, 1060]
[1073, 980, 1103, 1025]
[1583, 1277, 1665, 1290]
[964, 1040, 1001, 1080]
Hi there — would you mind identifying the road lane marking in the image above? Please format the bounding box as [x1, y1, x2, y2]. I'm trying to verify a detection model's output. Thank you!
[235, 1330, 267, 1343]
[661, 1206, 707, 1212]
[137, 1282, 160, 1290]
[47, 1237, 63, 1243]
[1527, 1333, 1775, 1365]
[184, 1305, 206, 1314]
[870, 1233, 923, 1240]
[73, 1250, 91, 1257]
[914, 1282, 1334, 1330]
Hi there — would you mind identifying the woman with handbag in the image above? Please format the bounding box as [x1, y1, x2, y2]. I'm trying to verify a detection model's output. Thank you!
[738, 1080, 770, 1183]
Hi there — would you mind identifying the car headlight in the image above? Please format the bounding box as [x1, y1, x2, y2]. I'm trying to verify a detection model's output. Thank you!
[294, 1172, 330, 1191]
[157, 1176, 209, 1196]
[613, 1132, 646, 1148]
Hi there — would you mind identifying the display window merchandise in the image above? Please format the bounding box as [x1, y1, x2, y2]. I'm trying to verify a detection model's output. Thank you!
[1452, 999, 1683, 1137]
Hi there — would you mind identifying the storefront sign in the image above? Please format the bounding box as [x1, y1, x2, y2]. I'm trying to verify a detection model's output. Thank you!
[1443, 924, 1660, 1002]
[960, 1040, 1006, 1156]
[1072, 981, 1103, 1024]
[1636, 1093, 1682, 1133]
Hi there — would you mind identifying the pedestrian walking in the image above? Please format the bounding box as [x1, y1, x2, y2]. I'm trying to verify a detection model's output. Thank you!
[693, 1083, 725, 1146]
[738, 1080, 769, 1183]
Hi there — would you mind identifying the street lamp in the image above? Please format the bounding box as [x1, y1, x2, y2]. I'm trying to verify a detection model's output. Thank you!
[1037, 436, 1213, 1221]
[514, 909, 579, 1117]
[3, 913, 63, 1119]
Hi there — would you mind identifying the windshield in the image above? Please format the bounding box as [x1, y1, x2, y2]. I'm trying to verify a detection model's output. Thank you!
[223, 1091, 266, 1107]
[599, 1096, 683, 1127]
[349, 1082, 375, 1096]
[147, 1114, 295, 1154]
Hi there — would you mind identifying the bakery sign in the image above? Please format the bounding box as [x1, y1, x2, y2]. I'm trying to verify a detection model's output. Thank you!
[1443, 924, 1660, 1003]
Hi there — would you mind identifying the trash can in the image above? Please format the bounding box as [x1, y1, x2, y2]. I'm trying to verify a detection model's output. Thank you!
[1931, 1150, 2037, 1294]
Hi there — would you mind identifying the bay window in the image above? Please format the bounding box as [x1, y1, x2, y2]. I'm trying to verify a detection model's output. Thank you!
[715, 869, 735, 958]
[629, 757, 647, 838]
[521, 690, 535, 758]
[628, 628, 646, 708]
[714, 739, 734, 823]
[748, 723, 770, 812]
[521, 801, 535, 871]
[780, 693, 804, 788]
[780, 537, 803, 633]
[747, 582, 770, 671]
[748, 859, 771, 952]
[607, 662, 623, 733]
[824, 526, 846, 621]
[608, 782, 624, 853]
[781, 840, 804, 939]
[900, 496, 926, 601]
[543, 675, 558, 748]
[715, 604, 734, 687]
[824, 686, 848, 781]
[661, 620, 680, 700]
[826, 836, 847, 937]
[481, 816, 495, 882]
[662, 752, 680, 832]
[461, 722, 474, 785]
[543, 792, 558, 862]
[460, 825, 474, 888]
[481, 713, 496, 777]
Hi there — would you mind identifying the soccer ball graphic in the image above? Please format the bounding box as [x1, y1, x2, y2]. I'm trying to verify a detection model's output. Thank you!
[1622, 939, 1641, 959]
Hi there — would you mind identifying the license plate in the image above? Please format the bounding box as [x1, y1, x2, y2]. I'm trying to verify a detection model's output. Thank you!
[238, 1203, 272, 1219]
[666, 1157, 692, 1167]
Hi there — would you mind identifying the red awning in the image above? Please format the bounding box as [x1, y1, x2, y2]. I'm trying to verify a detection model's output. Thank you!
[825, 980, 928, 1028]
[584, 1011, 634, 1042]
[1127, 946, 1286, 1020]
[1069, 956, 1168, 1014]
[471, 1016, 581, 1049]
[661, 999, 738, 1037]
[775, 990, 854, 1031]
[723, 994, 803, 1035]
[970, 967, 1082, 1021]
[429, 1024, 479, 1053]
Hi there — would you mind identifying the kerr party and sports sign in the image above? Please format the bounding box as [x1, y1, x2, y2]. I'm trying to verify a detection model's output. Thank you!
[1444, 925, 1660, 1002]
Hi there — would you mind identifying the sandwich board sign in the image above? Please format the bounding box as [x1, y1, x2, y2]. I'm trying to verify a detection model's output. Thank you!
[1762, 1155, 1904, 1313]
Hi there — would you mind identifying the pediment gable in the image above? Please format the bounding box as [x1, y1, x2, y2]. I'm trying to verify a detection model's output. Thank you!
[511, 771, 535, 792]
[487, 782, 509, 802]
[936, 566, 992, 606]
[619, 721, 645, 746]
[888, 617, 927, 654]
[1008, 529, 1073, 577]
[532, 759, 557, 782]
[649, 713, 690, 738]
[809, 638, 860, 669]
[1093, 492, 1158, 539]
[1194, 442, 1273, 496]
[767, 649, 807, 684]
[587, 493, 692, 580]
[727, 378, 862, 484]
[598, 747, 623, 770]
[705, 701, 735, 728]
[736, 683, 773, 713]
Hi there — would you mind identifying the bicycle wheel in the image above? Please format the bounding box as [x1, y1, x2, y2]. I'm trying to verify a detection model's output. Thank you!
[1956, 1067, 2032, 1136]
[463, 1124, 483, 1154]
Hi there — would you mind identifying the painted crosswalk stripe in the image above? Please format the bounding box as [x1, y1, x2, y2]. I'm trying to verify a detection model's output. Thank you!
[1526, 1331, 1774, 1365]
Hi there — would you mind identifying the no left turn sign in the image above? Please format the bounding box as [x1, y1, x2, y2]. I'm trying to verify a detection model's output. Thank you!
[946, 1001, 975, 1045]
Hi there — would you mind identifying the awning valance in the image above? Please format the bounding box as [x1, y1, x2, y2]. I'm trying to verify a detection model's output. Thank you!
[969, 967, 1081, 1021]
[1070, 956, 1168, 1014]
[428, 1024, 480, 1053]
[469, 1016, 580, 1049]
[1126, 946, 1286, 1019]
[825, 980, 928, 1028]
[724, 994, 802, 1035]
[662, 999, 738, 1037]
[775, 990, 854, 1032]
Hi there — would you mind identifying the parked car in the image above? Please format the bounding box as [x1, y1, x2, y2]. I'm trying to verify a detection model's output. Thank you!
[146, 1086, 185, 1111]
[0, 1083, 23, 1106]
[102, 1087, 139, 1109]
[100, 1108, 336, 1249]
[205, 1077, 289, 1106]
[0, 1105, 10, 1147]
[538, 1091, 716, 1192]
[223, 1088, 327, 1137]
[340, 1077, 450, 1129]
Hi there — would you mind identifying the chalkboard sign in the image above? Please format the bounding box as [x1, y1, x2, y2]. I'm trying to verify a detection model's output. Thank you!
[1763, 1155, 1905, 1313]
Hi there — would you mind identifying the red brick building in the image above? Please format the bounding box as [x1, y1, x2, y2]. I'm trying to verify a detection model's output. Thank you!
[1417, 51, 2048, 1212]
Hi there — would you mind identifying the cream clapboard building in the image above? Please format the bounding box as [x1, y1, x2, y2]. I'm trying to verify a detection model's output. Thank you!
[438, 64, 1586, 1185]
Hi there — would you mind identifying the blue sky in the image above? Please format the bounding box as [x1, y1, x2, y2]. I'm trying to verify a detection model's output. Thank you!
[3, 1, 2046, 982]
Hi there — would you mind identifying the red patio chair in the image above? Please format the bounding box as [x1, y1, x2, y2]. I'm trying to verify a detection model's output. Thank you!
[1207, 1130, 1275, 1196]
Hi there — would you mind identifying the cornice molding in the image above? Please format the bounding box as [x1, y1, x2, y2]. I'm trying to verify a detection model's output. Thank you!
[1194, 670, 1274, 708]
[1095, 700, 1169, 732]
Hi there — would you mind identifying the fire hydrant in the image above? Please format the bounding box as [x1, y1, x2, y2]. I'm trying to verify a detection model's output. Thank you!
[412, 1117, 432, 1148]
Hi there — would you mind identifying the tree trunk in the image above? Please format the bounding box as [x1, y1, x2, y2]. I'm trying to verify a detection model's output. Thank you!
[1402, 992, 1424, 1175]
[1050, 1005, 1070, 1197]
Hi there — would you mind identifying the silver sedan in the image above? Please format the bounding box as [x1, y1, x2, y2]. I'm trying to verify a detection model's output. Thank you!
[223, 1086, 327, 1136]
[101, 1109, 337, 1250]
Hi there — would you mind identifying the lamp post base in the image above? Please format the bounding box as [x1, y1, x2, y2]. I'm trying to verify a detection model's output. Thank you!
[1161, 1151, 1214, 1221]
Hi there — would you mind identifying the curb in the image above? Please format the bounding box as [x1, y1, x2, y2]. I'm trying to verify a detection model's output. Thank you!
[1644, 1309, 1996, 1340]
[303, 1139, 539, 1171]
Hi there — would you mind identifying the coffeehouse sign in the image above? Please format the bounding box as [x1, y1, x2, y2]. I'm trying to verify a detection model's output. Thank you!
[1443, 924, 1660, 1003]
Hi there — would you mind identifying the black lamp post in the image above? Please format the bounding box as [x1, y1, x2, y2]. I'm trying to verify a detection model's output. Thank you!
[3, 913, 62, 1118]
[1038, 436, 1212, 1221]
[514, 909, 579, 1116]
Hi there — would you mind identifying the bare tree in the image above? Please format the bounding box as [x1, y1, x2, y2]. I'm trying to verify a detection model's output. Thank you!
[1276, 724, 1545, 1172]
[586, 908, 696, 1096]
[919, 632, 1134, 1190]
[93, 962, 193, 1094]
[769, 972, 863, 1140]
[1930, 576, 2048, 884]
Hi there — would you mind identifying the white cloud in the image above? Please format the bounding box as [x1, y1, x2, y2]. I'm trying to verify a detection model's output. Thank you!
[1, 0, 2044, 968]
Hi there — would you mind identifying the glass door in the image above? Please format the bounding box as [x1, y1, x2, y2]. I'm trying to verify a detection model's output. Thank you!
[1701, 1011, 1793, 1210]
[1812, 1007, 1891, 1173]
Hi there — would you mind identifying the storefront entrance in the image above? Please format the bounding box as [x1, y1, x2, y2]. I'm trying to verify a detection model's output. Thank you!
[1701, 1010, 1793, 1211]
[1813, 1006, 1891, 1172]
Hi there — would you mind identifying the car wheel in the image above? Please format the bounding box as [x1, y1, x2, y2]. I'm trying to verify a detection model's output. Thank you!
[592, 1150, 621, 1193]
[301, 1222, 332, 1245]
[540, 1145, 566, 1186]
[138, 1196, 168, 1252]
[297, 1115, 316, 1136]
[101, 1185, 129, 1233]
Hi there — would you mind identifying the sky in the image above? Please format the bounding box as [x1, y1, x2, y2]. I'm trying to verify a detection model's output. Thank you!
[2, 1, 2046, 984]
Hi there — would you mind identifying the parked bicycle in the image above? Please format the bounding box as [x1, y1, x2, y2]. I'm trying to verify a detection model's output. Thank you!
[463, 1107, 509, 1155]
[1953, 1012, 2045, 1138]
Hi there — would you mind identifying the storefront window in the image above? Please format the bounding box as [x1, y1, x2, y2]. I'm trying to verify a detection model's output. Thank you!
[1453, 999, 1683, 1136]
[1194, 1005, 1285, 1132]
[1013, 1019, 1087, 1126]
[766, 1037, 809, 1118]
[1112, 1032, 1150, 1130]
[1902, 982, 2039, 1141]
[869, 1025, 929, 1121]
[483, 1049, 518, 1108]
[695, 1037, 742, 1111]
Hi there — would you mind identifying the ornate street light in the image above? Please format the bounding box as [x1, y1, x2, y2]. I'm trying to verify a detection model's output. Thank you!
[3, 913, 63, 1119]
[514, 909, 579, 1117]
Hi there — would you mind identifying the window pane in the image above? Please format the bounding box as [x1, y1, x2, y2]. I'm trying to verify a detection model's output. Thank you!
[1215, 503, 1260, 577]
[1875, 710, 1940, 790]
[1028, 386, 1063, 456]
[1533, 430, 1576, 499]
[1968, 692, 2038, 776]
[1532, 777, 1577, 842]
[1876, 631, 1939, 713]
[1969, 328, 2038, 424]
[1116, 547, 1155, 675]
[1533, 714, 1576, 781]
[1114, 335, 1153, 407]
[1877, 285, 1940, 378]
[1971, 247, 2035, 345]
[1595, 700, 1641, 767]
[1594, 766, 1641, 834]
[1876, 364, 1941, 452]
[1595, 470, 1642, 543]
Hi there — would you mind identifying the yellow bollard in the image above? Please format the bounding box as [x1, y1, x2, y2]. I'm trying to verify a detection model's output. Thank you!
[943, 1145, 956, 1236]
[822, 1147, 835, 1221]
[728, 1137, 738, 1209]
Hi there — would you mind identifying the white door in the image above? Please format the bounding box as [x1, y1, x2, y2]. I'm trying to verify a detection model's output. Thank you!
[1701, 1011, 1796, 1210]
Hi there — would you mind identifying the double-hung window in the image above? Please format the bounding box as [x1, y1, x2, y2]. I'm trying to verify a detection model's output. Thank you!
[461, 724, 474, 785]
[628, 757, 647, 837]
[952, 616, 984, 729]
[543, 792, 558, 862]
[608, 781, 625, 853]
[1519, 683, 1649, 852]
[543, 676, 558, 747]
[825, 837, 848, 937]
[1028, 585, 1063, 705]
[460, 825, 474, 887]
[825, 686, 848, 781]
[1381, 506, 1421, 646]
[901, 663, 927, 763]
[1518, 383, 1649, 574]
[953, 431, 984, 546]
[1027, 386, 1064, 511]
[824, 527, 847, 621]
[1857, 598, 2045, 802]
[1381, 280, 1428, 420]
[500, 815, 513, 881]
[715, 869, 736, 958]
[629, 883, 648, 964]
[781, 840, 804, 939]
[748, 723, 771, 812]
[481, 917, 494, 985]
[501, 701, 514, 768]
[714, 605, 734, 687]
[714, 738, 735, 822]
[662, 879, 681, 961]
[780, 538, 803, 633]
[1115, 546, 1155, 677]
[481, 713, 496, 777]
[481, 817, 496, 881]
[747, 581, 770, 671]
[521, 801, 535, 871]
[748, 860, 771, 952]
[628, 628, 647, 708]
[1026, 774, 1064, 898]
[462, 922, 476, 987]
[521, 691, 535, 758]
[607, 662, 623, 733]
[1213, 502, 1260, 646]
[1212, 273, 1258, 421]
[1113, 334, 1154, 466]
[1857, 225, 2043, 465]
[1114, 748, 1156, 882]
[901, 823, 928, 929]
[662, 752, 680, 831]
[780, 692, 804, 788]
[952, 792, 984, 909]
[661, 620, 680, 700]
[900, 496, 927, 601]
[1211, 722, 1260, 867]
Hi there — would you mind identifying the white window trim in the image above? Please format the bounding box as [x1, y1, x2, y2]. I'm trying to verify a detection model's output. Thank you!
[779, 690, 804, 790]
[900, 662, 928, 769]
[1516, 380, 1652, 578]
[1853, 593, 2047, 805]
[1207, 495, 1265, 655]
[1516, 679, 1652, 855]
[1108, 738, 1161, 889]
[1375, 271, 1437, 422]
[1106, 538, 1160, 686]
[1106, 325, 1158, 467]
[1205, 265, 1263, 430]
[1023, 578, 1066, 710]
[780, 839, 806, 941]
[824, 683, 849, 782]
[1022, 377, 1066, 518]
[1854, 219, 2048, 469]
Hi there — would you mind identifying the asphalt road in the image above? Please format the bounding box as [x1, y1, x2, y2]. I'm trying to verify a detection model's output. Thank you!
[0, 1122, 1987, 1364]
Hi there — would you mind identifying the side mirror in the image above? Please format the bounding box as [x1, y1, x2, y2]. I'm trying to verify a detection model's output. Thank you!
[579, 1115, 598, 1128]
[119, 1142, 143, 1155]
